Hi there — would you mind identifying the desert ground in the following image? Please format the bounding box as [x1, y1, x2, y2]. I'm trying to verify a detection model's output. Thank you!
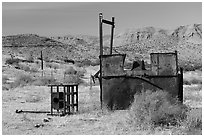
[2, 54, 202, 135]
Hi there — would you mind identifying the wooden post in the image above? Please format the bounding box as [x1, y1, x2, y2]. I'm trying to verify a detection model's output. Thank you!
[90, 74, 92, 90]
[99, 13, 103, 56]
[99, 13, 103, 109]
[178, 67, 183, 102]
[110, 17, 115, 55]
[175, 50, 178, 74]
[41, 51, 44, 78]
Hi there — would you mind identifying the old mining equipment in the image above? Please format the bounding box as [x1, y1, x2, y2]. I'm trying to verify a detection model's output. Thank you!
[48, 84, 78, 116]
[98, 13, 183, 110]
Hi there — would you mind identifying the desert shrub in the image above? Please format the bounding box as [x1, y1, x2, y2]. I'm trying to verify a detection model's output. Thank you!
[33, 76, 58, 86]
[183, 72, 202, 85]
[128, 90, 187, 129]
[2, 76, 9, 84]
[46, 62, 52, 68]
[46, 62, 59, 69]
[16, 63, 39, 73]
[2, 76, 10, 90]
[75, 67, 87, 77]
[35, 60, 40, 64]
[64, 74, 85, 85]
[17, 63, 30, 71]
[181, 108, 202, 133]
[52, 63, 59, 70]
[10, 74, 34, 88]
[64, 66, 77, 75]
[76, 59, 93, 67]
[25, 51, 34, 63]
[182, 63, 202, 71]
[183, 78, 202, 85]
[5, 58, 20, 65]
[29, 67, 38, 73]
[90, 59, 100, 66]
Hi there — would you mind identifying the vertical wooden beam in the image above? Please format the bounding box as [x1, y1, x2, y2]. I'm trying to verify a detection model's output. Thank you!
[99, 13, 103, 109]
[110, 17, 115, 55]
[41, 50, 43, 70]
[41, 50, 43, 78]
[99, 13, 103, 56]
[178, 67, 183, 102]
[175, 50, 178, 75]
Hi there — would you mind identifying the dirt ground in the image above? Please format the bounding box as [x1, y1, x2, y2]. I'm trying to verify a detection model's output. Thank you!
[2, 83, 202, 135]
[1, 61, 202, 134]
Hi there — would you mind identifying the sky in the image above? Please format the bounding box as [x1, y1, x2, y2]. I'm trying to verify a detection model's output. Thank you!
[2, 2, 202, 37]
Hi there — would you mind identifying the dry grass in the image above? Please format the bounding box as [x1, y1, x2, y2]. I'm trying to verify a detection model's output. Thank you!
[32, 76, 58, 86]
[2, 82, 202, 135]
[10, 73, 34, 88]
[183, 70, 202, 85]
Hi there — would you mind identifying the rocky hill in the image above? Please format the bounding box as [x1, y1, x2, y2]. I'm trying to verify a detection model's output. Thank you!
[2, 24, 202, 69]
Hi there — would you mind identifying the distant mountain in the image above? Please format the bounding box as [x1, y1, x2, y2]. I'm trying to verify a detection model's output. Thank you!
[2, 24, 202, 69]
[2, 34, 64, 47]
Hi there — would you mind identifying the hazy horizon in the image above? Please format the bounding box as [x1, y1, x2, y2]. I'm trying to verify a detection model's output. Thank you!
[2, 2, 202, 37]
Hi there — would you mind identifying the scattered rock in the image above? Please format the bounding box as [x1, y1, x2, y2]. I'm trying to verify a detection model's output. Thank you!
[34, 123, 44, 128]
[43, 117, 52, 122]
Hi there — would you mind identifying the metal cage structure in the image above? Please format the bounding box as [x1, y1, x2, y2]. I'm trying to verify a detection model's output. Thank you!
[48, 84, 78, 116]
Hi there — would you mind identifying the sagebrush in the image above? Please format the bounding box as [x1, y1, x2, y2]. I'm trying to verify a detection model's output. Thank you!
[128, 90, 187, 129]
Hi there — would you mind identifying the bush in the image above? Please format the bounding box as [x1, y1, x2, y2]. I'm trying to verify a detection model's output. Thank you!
[25, 51, 34, 63]
[64, 66, 77, 75]
[29, 67, 38, 73]
[63, 74, 85, 85]
[15, 63, 38, 72]
[75, 67, 86, 77]
[183, 71, 202, 85]
[33, 76, 58, 86]
[5, 58, 20, 65]
[2, 76, 9, 84]
[182, 63, 202, 71]
[90, 59, 100, 66]
[128, 90, 187, 129]
[181, 108, 202, 132]
[17, 63, 30, 71]
[46, 62, 59, 69]
[183, 78, 202, 85]
[10, 74, 34, 88]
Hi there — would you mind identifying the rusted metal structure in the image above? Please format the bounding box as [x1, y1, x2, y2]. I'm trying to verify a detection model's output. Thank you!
[98, 13, 183, 110]
[48, 84, 78, 116]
